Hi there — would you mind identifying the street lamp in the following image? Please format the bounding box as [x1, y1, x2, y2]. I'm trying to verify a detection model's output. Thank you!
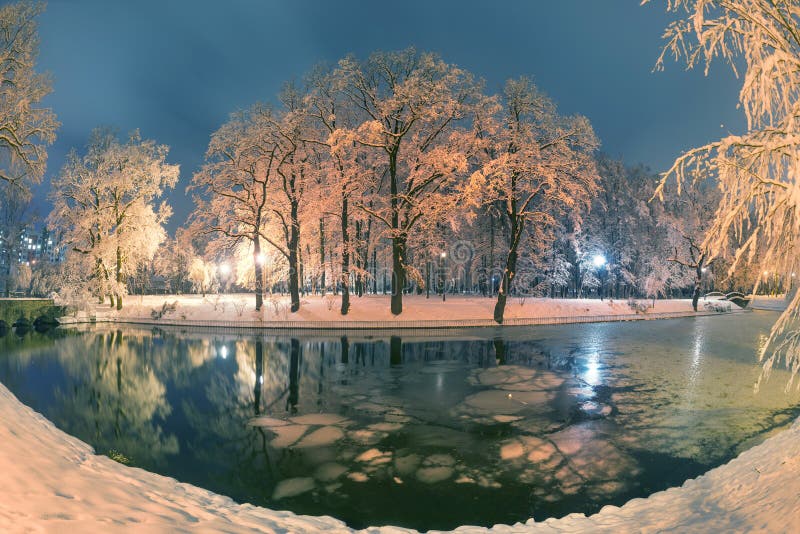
[255, 253, 266, 265]
[219, 263, 231, 294]
[592, 254, 606, 268]
[592, 254, 607, 300]
[440, 252, 447, 302]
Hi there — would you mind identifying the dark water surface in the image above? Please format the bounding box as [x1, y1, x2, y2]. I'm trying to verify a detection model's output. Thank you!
[0, 312, 798, 530]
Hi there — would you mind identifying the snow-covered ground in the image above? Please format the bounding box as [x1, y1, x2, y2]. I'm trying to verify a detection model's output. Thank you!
[0, 379, 798, 533]
[749, 295, 790, 311]
[95, 293, 708, 324]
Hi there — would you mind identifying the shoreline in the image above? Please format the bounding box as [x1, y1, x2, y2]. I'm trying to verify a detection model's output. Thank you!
[87, 309, 741, 329]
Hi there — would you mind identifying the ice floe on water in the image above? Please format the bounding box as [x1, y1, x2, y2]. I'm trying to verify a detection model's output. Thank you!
[416, 466, 453, 483]
[394, 453, 420, 476]
[248, 416, 291, 427]
[295, 426, 344, 448]
[269, 424, 309, 448]
[314, 462, 347, 482]
[347, 472, 368, 482]
[244, 358, 644, 525]
[290, 413, 349, 426]
[272, 477, 315, 500]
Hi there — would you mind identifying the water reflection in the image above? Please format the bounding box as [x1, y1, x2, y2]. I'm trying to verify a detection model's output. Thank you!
[0, 314, 798, 530]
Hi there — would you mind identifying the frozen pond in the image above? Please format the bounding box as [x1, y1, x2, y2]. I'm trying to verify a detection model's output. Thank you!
[0, 311, 798, 530]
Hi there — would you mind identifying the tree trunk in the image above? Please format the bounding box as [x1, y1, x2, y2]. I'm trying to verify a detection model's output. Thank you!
[115, 245, 123, 310]
[692, 262, 703, 312]
[288, 200, 301, 313]
[391, 236, 406, 315]
[388, 147, 405, 315]
[494, 219, 522, 324]
[319, 218, 326, 297]
[354, 220, 363, 297]
[253, 235, 264, 311]
[489, 214, 495, 296]
[372, 249, 377, 294]
[358, 216, 371, 297]
[340, 196, 350, 315]
[426, 257, 430, 299]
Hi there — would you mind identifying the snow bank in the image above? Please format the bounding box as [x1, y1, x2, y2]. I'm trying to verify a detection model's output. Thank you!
[1, 380, 798, 533]
[89, 294, 719, 327]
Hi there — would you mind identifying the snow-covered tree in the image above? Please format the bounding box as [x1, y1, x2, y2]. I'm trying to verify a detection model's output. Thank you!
[651, 0, 800, 387]
[153, 228, 196, 294]
[305, 64, 377, 314]
[262, 85, 320, 313]
[49, 129, 179, 310]
[584, 158, 658, 297]
[192, 93, 318, 313]
[468, 78, 599, 323]
[641, 259, 674, 308]
[191, 105, 282, 312]
[334, 48, 486, 315]
[11, 260, 31, 295]
[0, 1, 57, 190]
[187, 257, 216, 297]
[660, 179, 720, 310]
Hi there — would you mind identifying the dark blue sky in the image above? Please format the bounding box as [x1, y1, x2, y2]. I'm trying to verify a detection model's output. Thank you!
[29, 0, 743, 231]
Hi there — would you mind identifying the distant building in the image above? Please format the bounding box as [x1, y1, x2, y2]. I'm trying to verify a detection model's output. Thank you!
[0, 225, 64, 270]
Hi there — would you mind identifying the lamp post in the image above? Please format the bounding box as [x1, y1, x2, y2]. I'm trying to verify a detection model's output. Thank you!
[440, 252, 447, 302]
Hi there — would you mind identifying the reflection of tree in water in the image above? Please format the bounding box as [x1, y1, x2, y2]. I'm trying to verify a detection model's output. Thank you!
[287, 338, 300, 413]
[176, 335, 502, 502]
[0, 326, 77, 364]
[44, 330, 179, 467]
[179, 337, 308, 500]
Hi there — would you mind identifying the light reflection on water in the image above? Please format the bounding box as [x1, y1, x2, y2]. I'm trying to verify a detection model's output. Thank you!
[0, 312, 798, 530]
[583, 352, 601, 386]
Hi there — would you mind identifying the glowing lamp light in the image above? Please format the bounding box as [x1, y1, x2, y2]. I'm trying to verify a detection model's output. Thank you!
[219, 263, 231, 275]
[255, 253, 266, 265]
[701, 267, 707, 273]
[440, 252, 447, 258]
[592, 254, 607, 268]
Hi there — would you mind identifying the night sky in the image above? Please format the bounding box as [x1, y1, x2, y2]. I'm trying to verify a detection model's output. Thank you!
[29, 0, 744, 231]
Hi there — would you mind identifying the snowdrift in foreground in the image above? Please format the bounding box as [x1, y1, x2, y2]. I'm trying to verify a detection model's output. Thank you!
[1, 382, 798, 533]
